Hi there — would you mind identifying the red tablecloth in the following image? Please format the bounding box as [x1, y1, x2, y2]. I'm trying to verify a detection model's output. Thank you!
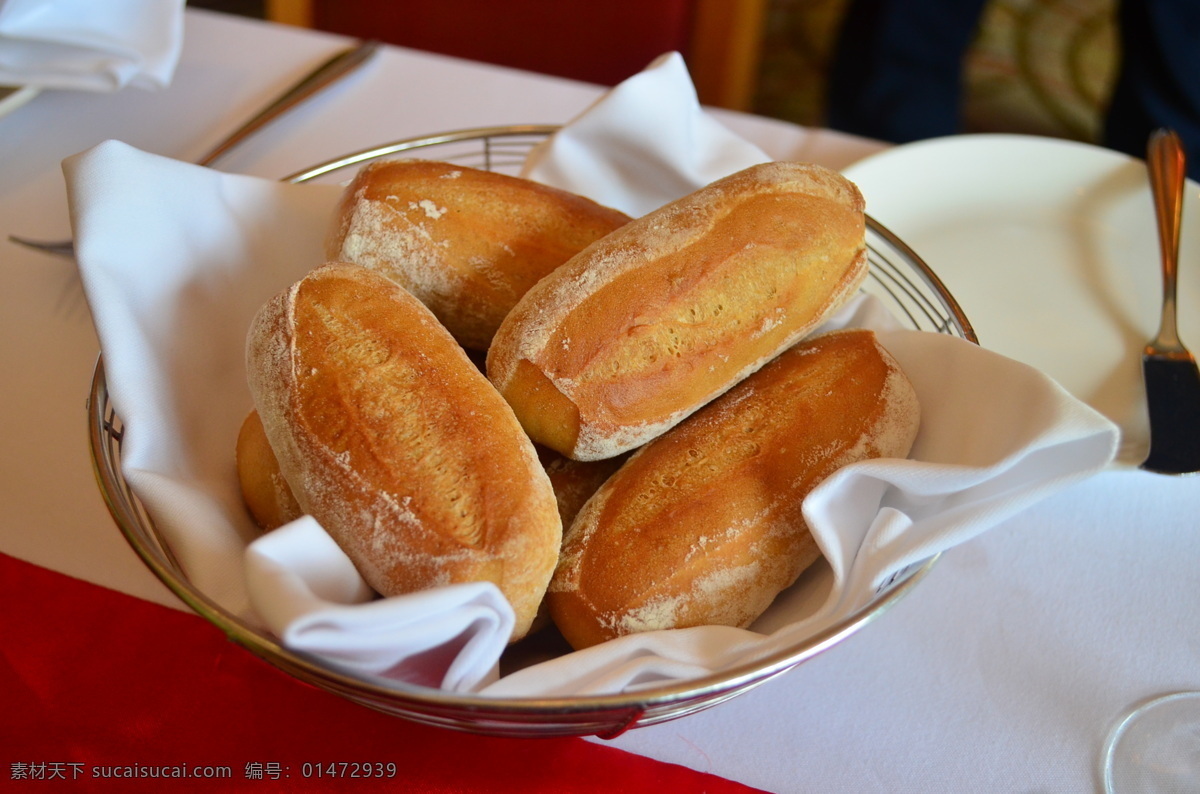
[1, 553, 764, 792]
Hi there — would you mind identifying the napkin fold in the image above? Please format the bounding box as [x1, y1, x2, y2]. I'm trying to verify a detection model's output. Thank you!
[0, 0, 183, 92]
[246, 518, 513, 692]
[66, 140, 344, 623]
[521, 51, 770, 216]
[66, 52, 1119, 700]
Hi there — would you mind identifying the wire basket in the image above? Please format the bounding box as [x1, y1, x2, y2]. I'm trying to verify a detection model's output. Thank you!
[89, 125, 977, 739]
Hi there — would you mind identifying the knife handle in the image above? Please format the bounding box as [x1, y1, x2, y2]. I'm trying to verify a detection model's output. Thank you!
[1147, 128, 1187, 349]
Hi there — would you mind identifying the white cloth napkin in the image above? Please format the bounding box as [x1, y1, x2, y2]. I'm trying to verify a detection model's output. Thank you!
[66, 140, 516, 694]
[0, 0, 183, 91]
[65, 52, 1119, 700]
[246, 518, 513, 691]
[521, 51, 769, 217]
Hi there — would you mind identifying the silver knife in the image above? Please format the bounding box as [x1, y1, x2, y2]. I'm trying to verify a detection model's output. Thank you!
[9, 38, 380, 259]
[193, 38, 379, 167]
[1140, 128, 1200, 475]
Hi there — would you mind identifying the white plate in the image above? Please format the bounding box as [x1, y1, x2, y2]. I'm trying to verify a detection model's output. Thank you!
[0, 85, 40, 119]
[844, 133, 1200, 467]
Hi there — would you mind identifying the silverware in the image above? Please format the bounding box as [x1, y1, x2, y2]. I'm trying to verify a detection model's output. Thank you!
[9, 38, 380, 259]
[1140, 128, 1200, 475]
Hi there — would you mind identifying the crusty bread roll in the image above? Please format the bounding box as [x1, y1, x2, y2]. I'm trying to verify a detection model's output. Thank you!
[234, 410, 616, 538]
[235, 409, 302, 531]
[486, 161, 869, 461]
[246, 262, 562, 641]
[547, 329, 920, 650]
[325, 159, 630, 351]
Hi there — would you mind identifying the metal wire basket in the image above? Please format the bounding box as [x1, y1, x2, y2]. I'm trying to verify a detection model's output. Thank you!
[89, 125, 977, 739]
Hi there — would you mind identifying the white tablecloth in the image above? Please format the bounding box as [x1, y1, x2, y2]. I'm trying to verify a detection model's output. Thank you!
[1, 9, 1196, 793]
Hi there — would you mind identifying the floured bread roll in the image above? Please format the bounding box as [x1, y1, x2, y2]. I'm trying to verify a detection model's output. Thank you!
[487, 161, 869, 461]
[325, 159, 630, 350]
[547, 329, 920, 650]
[235, 409, 301, 531]
[235, 411, 620, 538]
[246, 262, 562, 641]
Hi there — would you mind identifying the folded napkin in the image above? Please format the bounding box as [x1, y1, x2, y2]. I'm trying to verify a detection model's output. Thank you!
[521, 51, 769, 217]
[246, 518, 513, 691]
[66, 53, 1119, 700]
[0, 0, 183, 91]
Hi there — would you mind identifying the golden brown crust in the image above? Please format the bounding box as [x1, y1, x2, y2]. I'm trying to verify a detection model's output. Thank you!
[547, 329, 920, 650]
[325, 159, 630, 350]
[487, 161, 869, 461]
[245, 262, 562, 641]
[235, 409, 302, 531]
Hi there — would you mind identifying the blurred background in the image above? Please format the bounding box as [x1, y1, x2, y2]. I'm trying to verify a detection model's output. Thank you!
[188, 0, 1116, 145]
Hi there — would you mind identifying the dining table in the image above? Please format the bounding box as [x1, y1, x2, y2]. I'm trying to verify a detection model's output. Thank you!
[2, 7, 1198, 793]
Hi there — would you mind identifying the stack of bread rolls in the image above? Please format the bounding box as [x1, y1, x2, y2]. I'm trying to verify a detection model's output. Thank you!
[239, 157, 921, 650]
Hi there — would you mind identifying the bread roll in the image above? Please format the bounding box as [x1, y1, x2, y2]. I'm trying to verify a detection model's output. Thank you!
[547, 329, 920, 650]
[487, 161, 869, 461]
[235, 409, 302, 531]
[235, 411, 616, 538]
[246, 262, 562, 641]
[325, 159, 630, 350]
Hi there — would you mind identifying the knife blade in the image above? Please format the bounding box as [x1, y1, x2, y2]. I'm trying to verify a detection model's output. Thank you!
[1140, 128, 1200, 475]
[194, 38, 380, 167]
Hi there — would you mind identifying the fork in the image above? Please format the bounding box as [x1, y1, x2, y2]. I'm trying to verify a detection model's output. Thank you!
[9, 38, 379, 259]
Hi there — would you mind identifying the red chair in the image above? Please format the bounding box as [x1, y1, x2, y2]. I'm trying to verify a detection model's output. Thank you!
[265, 0, 768, 110]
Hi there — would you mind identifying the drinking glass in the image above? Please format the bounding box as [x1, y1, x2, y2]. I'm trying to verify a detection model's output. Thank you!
[1102, 690, 1200, 793]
